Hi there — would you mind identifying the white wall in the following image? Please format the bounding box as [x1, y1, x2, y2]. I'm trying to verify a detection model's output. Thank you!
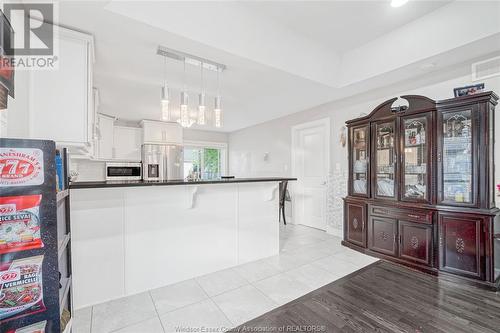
[228, 68, 500, 235]
[183, 128, 229, 144]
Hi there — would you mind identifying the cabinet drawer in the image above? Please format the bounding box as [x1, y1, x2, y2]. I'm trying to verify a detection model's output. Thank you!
[370, 205, 432, 224]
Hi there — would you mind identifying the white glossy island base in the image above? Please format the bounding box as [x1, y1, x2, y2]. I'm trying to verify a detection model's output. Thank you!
[70, 181, 284, 309]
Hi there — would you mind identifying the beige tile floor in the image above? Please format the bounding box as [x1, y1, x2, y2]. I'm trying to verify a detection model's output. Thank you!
[73, 224, 379, 333]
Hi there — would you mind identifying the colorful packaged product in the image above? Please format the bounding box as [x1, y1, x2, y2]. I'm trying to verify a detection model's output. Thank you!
[0, 195, 43, 254]
[0, 255, 46, 322]
[0, 148, 44, 186]
[6, 320, 47, 333]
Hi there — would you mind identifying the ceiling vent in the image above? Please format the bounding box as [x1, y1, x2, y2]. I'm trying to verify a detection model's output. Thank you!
[472, 56, 500, 81]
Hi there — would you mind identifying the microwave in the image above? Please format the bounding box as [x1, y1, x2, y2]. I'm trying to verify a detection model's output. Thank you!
[105, 162, 142, 181]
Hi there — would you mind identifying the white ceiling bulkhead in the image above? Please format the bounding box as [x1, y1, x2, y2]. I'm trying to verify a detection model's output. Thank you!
[55, 1, 500, 132]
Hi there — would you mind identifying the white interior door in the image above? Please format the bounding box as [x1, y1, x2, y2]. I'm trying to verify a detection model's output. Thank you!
[292, 118, 330, 230]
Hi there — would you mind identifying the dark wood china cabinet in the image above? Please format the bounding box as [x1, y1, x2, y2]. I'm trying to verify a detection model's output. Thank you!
[343, 92, 500, 289]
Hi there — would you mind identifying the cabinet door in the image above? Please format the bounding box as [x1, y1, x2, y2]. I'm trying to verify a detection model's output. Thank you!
[373, 120, 398, 200]
[30, 31, 91, 145]
[400, 113, 432, 203]
[437, 107, 478, 207]
[439, 213, 484, 279]
[398, 221, 432, 266]
[142, 121, 183, 145]
[349, 125, 369, 197]
[97, 114, 114, 159]
[368, 216, 397, 256]
[142, 121, 165, 144]
[162, 122, 183, 144]
[114, 126, 142, 161]
[345, 201, 366, 247]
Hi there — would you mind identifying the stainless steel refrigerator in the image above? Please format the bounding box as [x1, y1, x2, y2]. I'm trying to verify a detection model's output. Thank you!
[141, 144, 183, 181]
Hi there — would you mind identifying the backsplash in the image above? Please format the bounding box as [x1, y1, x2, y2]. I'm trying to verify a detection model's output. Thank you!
[69, 158, 106, 182]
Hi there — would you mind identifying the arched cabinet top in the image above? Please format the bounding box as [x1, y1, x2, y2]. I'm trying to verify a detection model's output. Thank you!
[346, 95, 435, 125]
[345, 91, 498, 126]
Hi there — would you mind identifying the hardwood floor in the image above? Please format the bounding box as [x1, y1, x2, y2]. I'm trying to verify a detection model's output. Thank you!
[230, 261, 500, 333]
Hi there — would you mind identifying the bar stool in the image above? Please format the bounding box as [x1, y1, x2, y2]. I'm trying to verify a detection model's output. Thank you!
[279, 180, 288, 225]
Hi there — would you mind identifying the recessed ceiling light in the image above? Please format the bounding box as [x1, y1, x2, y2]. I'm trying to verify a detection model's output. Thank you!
[391, 0, 409, 8]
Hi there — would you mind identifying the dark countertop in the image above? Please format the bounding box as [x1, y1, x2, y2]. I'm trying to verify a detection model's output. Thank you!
[69, 177, 297, 189]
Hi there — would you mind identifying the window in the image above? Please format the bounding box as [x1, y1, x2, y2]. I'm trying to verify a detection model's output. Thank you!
[183, 142, 227, 180]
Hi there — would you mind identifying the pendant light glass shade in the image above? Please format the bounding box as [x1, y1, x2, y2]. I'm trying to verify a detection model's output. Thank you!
[197, 64, 206, 125]
[213, 68, 223, 128]
[161, 85, 170, 121]
[178, 60, 194, 128]
[157, 49, 226, 129]
[160, 56, 171, 121]
[197, 93, 206, 125]
[179, 90, 192, 127]
[214, 95, 222, 128]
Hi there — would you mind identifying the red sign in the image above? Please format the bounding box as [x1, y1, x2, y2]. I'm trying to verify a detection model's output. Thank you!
[0, 148, 43, 186]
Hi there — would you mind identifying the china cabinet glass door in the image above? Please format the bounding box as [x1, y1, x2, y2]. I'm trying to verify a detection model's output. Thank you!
[374, 121, 397, 199]
[402, 115, 430, 202]
[351, 126, 368, 196]
[439, 109, 475, 205]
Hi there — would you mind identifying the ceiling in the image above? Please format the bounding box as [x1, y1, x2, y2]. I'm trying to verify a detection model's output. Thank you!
[56, 1, 500, 132]
[239, 1, 451, 52]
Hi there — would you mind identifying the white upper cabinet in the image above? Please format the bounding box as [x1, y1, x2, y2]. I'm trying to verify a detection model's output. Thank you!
[96, 113, 115, 160]
[29, 24, 94, 151]
[113, 126, 142, 161]
[141, 120, 183, 145]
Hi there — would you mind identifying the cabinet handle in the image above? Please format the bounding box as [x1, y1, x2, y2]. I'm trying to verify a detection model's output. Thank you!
[438, 153, 442, 162]
[393, 234, 396, 244]
[407, 214, 421, 219]
[399, 234, 402, 244]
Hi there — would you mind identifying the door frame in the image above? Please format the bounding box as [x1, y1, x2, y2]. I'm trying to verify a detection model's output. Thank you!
[291, 118, 331, 229]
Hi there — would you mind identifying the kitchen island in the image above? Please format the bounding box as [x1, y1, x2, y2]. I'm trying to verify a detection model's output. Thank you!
[70, 177, 295, 308]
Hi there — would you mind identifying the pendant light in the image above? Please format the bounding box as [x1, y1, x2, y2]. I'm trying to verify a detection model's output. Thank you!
[160, 57, 170, 121]
[197, 63, 206, 125]
[156, 45, 226, 129]
[179, 60, 193, 128]
[214, 68, 223, 128]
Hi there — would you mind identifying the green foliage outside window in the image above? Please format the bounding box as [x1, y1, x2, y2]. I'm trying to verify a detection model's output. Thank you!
[203, 148, 220, 178]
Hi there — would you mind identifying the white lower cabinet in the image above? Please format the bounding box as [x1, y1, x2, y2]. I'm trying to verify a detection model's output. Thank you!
[238, 183, 280, 264]
[70, 182, 280, 309]
[70, 188, 125, 309]
[123, 185, 238, 294]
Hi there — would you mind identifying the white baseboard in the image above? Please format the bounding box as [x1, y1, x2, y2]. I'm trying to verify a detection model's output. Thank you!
[326, 226, 343, 238]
